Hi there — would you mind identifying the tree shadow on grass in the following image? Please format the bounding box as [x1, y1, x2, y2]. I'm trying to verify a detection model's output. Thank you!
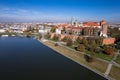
[84, 54, 94, 63]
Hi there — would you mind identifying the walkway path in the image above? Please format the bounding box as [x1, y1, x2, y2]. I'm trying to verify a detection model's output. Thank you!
[40, 40, 115, 80]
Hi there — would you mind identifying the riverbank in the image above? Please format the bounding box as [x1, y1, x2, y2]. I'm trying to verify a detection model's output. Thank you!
[40, 40, 120, 80]
[40, 40, 107, 79]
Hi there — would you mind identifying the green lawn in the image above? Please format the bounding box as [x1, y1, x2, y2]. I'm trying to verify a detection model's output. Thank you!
[115, 55, 120, 64]
[66, 45, 113, 61]
[46, 38, 114, 62]
[85, 50, 113, 61]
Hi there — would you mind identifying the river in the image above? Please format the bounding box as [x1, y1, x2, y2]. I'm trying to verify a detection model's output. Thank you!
[0, 37, 107, 80]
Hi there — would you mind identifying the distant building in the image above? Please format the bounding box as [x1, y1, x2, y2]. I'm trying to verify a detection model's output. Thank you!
[56, 28, 61, 34]
[110, 24, 120, 28]
[0, 29, 6, 33]
[66, 27, 82, 35]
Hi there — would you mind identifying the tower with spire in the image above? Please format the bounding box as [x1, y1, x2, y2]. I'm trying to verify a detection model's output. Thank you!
[71, 17, 74, 26]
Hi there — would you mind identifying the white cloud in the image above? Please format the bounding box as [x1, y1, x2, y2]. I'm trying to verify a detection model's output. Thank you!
[0, 7, 71, 22]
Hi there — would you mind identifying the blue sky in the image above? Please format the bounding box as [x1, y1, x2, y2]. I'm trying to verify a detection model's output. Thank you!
[0, 0, 120, 23]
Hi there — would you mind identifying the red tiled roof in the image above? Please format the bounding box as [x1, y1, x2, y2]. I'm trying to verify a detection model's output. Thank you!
[83, 22, 99, 27]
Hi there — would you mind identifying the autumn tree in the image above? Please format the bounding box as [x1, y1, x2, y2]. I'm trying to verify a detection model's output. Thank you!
[87, 37, 93, 45]
[61, 36, 68, 42]
[82, 38, 88, 47]
[66, 38, 73, 46]
[77, 44, 85, 52]
[104, 46, 114, 56]
[76, 37, 82, 44]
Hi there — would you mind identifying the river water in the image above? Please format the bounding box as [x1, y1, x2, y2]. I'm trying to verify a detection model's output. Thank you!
[0, 37, 107, 80]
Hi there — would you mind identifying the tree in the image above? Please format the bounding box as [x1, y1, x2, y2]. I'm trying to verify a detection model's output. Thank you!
[66, 38, 73, 46]
[116, 45, 120, 49]
[88, 45, 95, 52]
[82, 38, 88, 47]
[26, 31, 31, 37]
[52, 34, 59, 41]
[116, 41, 120, 49]
[77, 44, 85, 52]
[91, 39, 96, 47]
[76, 37, 82, 44]
[39, 33, 42, 40]
[87, 37, 93, 45]
[45, 33, 50, 39]
[83, 27, 89, 35]
[87, 37, 96, 46]
[86, 45, 95, 63]
[62, 36, 68, 42]
[50, 26, 56, 33]
[95, 37, 103, 46]
[84, 54, 94, 63]
[108, 27, 120, 38]
[104, 46, 114, 56]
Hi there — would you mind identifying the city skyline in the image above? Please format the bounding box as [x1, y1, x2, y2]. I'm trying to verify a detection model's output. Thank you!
[0, 0, 120, 23]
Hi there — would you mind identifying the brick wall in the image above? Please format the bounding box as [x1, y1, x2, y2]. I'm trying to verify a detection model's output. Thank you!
[102, 38, 115, 45]
[50, 33, 115, 45]
[50, 33, 81, 41]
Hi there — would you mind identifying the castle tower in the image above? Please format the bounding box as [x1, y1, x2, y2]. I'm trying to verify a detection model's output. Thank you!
[100, 20, 108, 37]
